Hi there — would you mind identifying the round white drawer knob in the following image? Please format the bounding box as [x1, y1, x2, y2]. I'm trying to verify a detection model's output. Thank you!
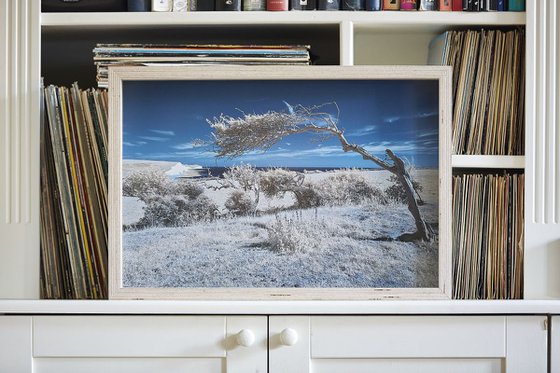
[280, 328, 298, 346]
[236, 329, 255, 347]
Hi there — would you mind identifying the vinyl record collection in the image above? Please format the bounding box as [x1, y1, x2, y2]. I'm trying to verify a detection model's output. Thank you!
[133, 0, 526, 11]
[429, 28, 525, 155]
[452, 172, 524, 299]
[93, 44, 311, 88]
[41, 83, 109, 299]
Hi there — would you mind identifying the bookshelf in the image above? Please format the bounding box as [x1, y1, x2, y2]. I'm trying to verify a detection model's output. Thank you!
[4, 3, 560, 372]
[41, 11, 525, 29]
[4, 0, 560, 303]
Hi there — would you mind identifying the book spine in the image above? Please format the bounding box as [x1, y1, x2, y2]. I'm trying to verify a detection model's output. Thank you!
[366, 0, 381, 10]
[243, 0, 266, 9]
[383, 0, 400, 10]
[173, 0, 188, 11]
[128, 0, 151, 11]
[192, 0, 215, 10]
[317, 0, 340, 9]
[267, 0, 289, 10]
[400, 0, 417, 10]
[151, 0, 172, 11]
[485, 0, 497, 10]
[291, 0, 317, 10]
[439, 0, 452, 10]
[452, 0, 462, 10]
[463, 0, 478, 11]
[497, 0, 505, 10]
[418, 0, 437, 10]
[342, 0, 365, 10]
[215, 0, 242, 10]
[508, 0, 524, 11]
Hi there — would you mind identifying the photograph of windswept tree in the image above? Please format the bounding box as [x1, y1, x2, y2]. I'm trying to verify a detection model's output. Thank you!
[120, 77, 442, 291]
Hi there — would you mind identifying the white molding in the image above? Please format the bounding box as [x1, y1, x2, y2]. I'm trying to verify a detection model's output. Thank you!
[524, 0, 560, 299]
[451, 155, 525, 169]
[40, 11, 526, 29]
[0, 0, 40, 299]
[529, 0, 560, 225]
[340, 20, 354, 66]
[2, 300, 560, 315]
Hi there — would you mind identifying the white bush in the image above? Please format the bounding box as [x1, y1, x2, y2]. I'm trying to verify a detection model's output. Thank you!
[225, 190, 256, 216]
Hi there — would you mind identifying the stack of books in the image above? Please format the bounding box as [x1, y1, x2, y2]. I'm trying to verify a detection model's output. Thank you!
[41, 83, 108, 299]
[93, 44, 312, 88]
[429, 28, 525, 155]
[452, 172, 524, 299]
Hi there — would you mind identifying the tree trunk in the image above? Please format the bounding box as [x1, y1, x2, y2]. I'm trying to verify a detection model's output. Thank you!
[386, 150, 434, 242]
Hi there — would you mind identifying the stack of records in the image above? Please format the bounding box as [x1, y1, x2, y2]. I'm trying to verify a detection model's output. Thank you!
[428, 29, 525, 155]
[452, 172, 524, 299]
[41, 83, 108, 299]
[93, 44, 312, 88]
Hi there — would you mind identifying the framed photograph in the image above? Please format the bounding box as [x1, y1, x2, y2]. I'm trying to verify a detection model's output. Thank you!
[109, 65, 452, 300]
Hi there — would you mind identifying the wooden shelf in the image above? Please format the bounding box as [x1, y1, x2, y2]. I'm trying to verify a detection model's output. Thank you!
[452, 155, 525, 169]
[41, 11, 526, 31]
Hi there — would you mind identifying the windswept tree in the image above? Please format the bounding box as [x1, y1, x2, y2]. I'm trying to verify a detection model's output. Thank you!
[207, 102, 433, 242]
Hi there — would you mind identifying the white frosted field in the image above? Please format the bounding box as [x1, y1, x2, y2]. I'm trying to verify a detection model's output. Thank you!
[122, 161, 439, 289]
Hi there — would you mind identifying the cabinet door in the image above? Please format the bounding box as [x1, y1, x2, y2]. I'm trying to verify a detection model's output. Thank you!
[26, 315, 267, 373]
[552, 316, 560, 373]
[269, 315, 547, 373]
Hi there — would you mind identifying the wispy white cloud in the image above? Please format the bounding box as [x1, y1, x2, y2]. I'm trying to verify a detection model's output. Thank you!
[139, 136, 168, 142]
[347, 124, 378, 137]
[173, 142, 196, 150]
[384, 111, 438, 124]
[123, 141, 148, 147]
[149, 129, 175, 136]
[418, 129, 439, 138]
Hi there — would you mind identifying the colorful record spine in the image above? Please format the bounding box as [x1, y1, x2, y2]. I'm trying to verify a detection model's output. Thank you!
[366, 0, 381, 10]
[452, 0, 462, 10]
[291, 0, 316, 9]
[215, 0, 241, 10]
[383, 0, 400, 10]
[508, 0, 524, 11]
[342, 0, 364, 9]
[243, 0, 266, 9]
[317, 0, 340, 9]
[418, 0, 436, 10]
[267, 0, 289, 10]
[400, 0, 417, 10]
[439, 0, 452, 10]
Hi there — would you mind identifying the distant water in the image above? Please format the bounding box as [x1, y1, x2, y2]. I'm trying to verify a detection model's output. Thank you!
[196, 167, 382, 178]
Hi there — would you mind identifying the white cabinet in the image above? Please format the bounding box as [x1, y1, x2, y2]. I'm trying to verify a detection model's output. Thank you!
[0, 314, 551, 372]
[0, 315, 267, 373]
[269, 316, 548, 373]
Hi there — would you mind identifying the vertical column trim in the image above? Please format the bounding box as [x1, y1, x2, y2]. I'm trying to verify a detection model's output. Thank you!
[3, 0, 12, 224]
[546, 0, 557, 223]
[340, 21, 354, 66]
[0, 0, 41, 298]
[530, 0, 560, 224]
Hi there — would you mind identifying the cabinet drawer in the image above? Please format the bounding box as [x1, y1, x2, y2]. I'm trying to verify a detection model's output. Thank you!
[33, 316, 226, 357]
[312, 316, 506, 358]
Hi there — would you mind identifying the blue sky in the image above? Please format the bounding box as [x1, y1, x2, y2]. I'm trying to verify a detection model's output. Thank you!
[123, 79, 439, 168]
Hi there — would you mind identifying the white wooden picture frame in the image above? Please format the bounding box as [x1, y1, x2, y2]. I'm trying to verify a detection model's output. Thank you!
[108, 65, 452, 300]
